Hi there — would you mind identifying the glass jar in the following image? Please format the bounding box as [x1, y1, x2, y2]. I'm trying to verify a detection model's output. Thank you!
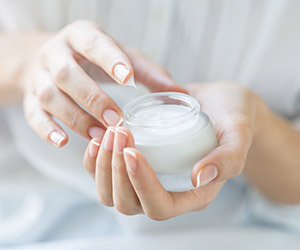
[124, 92, 218, 191]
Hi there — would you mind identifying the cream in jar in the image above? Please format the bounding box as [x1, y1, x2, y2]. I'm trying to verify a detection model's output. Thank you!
[124, 92, 218, 191]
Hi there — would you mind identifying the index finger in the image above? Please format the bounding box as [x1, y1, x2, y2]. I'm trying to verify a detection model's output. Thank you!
[65, 20, 135, 86]
[42, 43, 123, 127]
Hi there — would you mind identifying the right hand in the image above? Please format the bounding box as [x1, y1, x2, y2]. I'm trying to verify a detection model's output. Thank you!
[21, 20, 186, 147]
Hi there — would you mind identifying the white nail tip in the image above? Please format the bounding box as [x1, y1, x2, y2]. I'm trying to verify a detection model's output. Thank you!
[115, 127, 128, 137]
[124, 148, 137, 159]
[107, 127, 116, 132]
[91, 138, 100, 147]
[49, 131, 64, 147]
[116, 117, 124, 126]
[196, 170, 202, 188]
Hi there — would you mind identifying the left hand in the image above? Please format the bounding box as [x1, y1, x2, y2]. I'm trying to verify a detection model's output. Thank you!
[83, 126, 225, 220]
[83, 82, 263, 220]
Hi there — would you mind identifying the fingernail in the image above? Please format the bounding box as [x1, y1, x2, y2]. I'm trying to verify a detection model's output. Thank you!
[104, 127, 115, 151]
[123, 74, 136, 89]
[49, 131, 65, 147]
[113, 64, 130, 84]
[124, 148, 137, 173]
[196, 165, 218, 188]
[88, 126, 105, 139]
[115, 128, 128, 154]
[89, 139, 100, 158]
[103, 109, 123, 126]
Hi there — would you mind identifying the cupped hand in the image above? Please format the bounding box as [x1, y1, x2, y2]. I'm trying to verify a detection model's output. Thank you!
[83, 127, 224, 220]
[21, 20, 185, 147]
[83, 82, 263, 220]
[186, 82, 264, 188]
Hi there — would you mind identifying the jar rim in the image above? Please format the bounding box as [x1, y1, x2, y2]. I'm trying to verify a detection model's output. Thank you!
[123, 92, 201, 129]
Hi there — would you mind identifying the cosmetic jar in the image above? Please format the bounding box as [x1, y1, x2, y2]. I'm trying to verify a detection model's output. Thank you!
[124, 92, 218, 190]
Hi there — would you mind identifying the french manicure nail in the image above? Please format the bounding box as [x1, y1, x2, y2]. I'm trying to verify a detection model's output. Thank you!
[124, 148, 137, 173]
[88, 126, 105, 139]
[49, 131, 65, 147]
[113, 64, 130, 83]
[115, 128, 128, 154]
[196, 165, 218, 188]
[103, 109, 122, 126]
[104, 127, 115, 151]
[89, 139, 100, 158]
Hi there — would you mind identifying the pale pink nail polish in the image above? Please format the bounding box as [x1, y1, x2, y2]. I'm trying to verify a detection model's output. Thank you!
[115, 128, 128, 153]
[89, 139, 100, 158]
[113, 64, 130, 83]
[124, 148, 138, 173]
[104, 127, 115, 151]
[196, 165, 218, 187]
[49, 131, 65, 147]
[88, 126, 105, 139]
[103, 109, 122, 126]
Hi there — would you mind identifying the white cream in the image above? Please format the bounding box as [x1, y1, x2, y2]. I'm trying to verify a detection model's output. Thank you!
[124, 92, 218, 190]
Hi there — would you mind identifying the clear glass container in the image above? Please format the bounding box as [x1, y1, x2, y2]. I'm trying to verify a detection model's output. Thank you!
[124, 92, 218, 191]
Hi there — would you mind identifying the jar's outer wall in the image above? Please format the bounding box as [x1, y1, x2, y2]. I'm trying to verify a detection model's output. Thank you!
[123, 92, 218, 174]
[125, 112, 211, 144]
[135, 120, 218, 174]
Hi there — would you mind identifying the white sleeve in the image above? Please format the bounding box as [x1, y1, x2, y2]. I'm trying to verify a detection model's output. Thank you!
[247, 187, 300, 232]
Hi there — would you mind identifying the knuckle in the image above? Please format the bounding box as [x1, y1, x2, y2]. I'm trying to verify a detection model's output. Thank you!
[84, 34, 113, 56]
[84, 35, 99, 54]
[96, 41, 117, 64]
[98, 161, 112, 176]
[83, 35, 108, 55]
[86, 91, 103, 109]
[112, 161, 123, 174]
[53, 63, 73, 84]
[101, 51, 116, 66]
[68, 108, 85, 130]
[37, 85, 55, 104]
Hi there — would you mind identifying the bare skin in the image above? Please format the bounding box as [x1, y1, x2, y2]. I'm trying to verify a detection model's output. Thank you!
[1, 20, 299, 220]
[0, 20, 186, 147]
[83, 82, 300, 220]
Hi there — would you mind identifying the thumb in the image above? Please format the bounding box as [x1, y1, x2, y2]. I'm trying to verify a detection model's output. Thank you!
[124, 47, 187, 93]
[191, 130, 250, 188]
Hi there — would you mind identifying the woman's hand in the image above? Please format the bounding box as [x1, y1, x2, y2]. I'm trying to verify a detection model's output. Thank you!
[20, 20, 185, 147]
[82, 81, 266, 220]
[83, 127, 225, 220]
[186, 82, 262, 188]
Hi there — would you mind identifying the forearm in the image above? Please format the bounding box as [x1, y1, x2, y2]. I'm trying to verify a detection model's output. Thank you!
[0, 32, 52, 106]
[244, 99, 300, 204]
